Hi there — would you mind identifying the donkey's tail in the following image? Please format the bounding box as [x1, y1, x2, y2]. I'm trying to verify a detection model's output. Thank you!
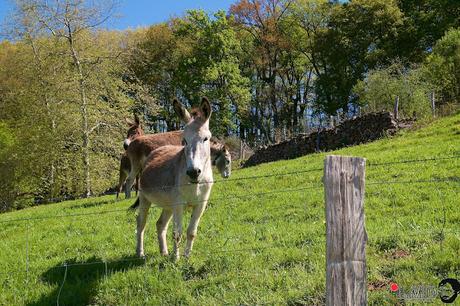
[128, 197, 140, 211]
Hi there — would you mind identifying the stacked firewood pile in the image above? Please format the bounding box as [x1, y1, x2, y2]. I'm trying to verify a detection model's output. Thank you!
[243, 112, 412, 168]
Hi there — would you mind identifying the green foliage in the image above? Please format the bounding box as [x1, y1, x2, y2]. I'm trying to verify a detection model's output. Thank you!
[0, 113, 458, 304]
[0, 122, 16, 211]
[0, 9, 135, 209]
[173, 10, 251, 136]
[1, 0, 459, 211]
[129, 10, 250, 136]
[312, 0, 404, 114]
[423, 28, 460, 105]
[354, 62, 432, 118]
[395, 0, 460, 62]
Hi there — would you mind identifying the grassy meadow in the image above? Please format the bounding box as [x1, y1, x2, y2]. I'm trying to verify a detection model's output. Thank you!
[0, 113, 459, 305]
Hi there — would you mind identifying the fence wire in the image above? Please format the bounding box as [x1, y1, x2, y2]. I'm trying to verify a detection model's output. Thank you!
[0, 154, 458, 305]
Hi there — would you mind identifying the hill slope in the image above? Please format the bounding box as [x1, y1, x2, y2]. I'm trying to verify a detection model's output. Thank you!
[1, 113, 459, 305]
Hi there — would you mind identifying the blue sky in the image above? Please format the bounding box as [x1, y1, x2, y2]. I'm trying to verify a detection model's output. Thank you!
[0, 0, 236, 30]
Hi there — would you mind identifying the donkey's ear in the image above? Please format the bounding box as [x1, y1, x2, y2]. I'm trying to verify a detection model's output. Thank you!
[173, 98, 191, 123]
[134, 114, 140, 126]
[200, 97, 212, 120]
[125, 118, 134, 126]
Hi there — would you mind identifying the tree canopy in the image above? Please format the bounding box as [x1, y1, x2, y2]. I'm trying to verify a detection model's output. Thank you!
[1, 0, 458, 210]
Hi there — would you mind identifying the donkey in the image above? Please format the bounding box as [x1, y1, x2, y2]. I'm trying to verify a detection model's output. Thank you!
[131, 97, 214, 259]
[123, 114, 144, 149]
[116, 115, 144, 199]
[123, 127, 231, 199]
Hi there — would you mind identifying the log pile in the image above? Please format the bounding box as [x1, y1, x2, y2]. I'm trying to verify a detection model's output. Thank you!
[243, 112, 411, 168]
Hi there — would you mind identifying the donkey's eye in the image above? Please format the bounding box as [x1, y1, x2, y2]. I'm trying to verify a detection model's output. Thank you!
[182, 139, 187, 146]
[203, 137, 209, 142]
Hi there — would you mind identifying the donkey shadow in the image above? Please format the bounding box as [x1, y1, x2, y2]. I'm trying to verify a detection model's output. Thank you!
[28, 255, 145, 306]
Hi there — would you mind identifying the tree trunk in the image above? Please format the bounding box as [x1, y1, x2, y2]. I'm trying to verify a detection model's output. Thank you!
[67, 30, 91, 198]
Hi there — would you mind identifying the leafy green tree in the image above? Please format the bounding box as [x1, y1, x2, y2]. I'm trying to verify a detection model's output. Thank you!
[395, 0, 460, 63]
[173, 10, 251, 136]
[423, 28, 460, 105]
[130, 10, 250, 137]
[230, 0, 297, 142]
[13, 0, 133, 197]
[353, 61, 432, 118]
[312, 0, 403, 115]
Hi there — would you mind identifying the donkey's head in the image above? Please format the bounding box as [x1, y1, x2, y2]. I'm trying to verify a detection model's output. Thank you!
[212, 141, 232, 179]
[173, 97, 212, 183]
[123, 114, 143, 150]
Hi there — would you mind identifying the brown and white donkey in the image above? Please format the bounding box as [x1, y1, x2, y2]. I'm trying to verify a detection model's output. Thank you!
[131, 97, 215, 259]
[116, 115, 144, 199]
[117, 107, 231, 199]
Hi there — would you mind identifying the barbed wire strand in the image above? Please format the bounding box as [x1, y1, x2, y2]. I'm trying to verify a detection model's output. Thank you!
[391, 185, 397, 283]
[0, 184, 322, 224]
[367, 177, 459, 186]
[138, 155, 460, 191]
[439, 186, 447, 251]
[25, 220, 30, 287]
[10, 155, 459, 205]
[8, 154, 458, 208]
[2, 225, 458, 279]
[143, 256, 148, 306]
[367, 155, 460, 167]
[2, 176, 459, 224]
[56, 263, 67, 306]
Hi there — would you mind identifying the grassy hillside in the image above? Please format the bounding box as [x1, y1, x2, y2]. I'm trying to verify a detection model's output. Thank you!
[1, 113, 459, 305]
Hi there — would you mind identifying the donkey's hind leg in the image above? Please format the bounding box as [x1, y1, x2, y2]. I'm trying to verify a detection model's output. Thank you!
[156, 209, 173, 256]
[135, 175, 140, 196]
[125, 164, 139, 199]
[136, 195, 151, 257]
[172, 204, 184, 261]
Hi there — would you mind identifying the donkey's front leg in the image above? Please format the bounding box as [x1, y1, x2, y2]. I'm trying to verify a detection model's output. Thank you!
[136, 197, 150, 257]
[156, 209, 173, 256]
[172, 205, 184, 260]
[184, 202, 207, 258]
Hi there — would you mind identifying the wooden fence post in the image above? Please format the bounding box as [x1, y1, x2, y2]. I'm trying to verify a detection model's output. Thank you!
[324, 155, 367, 306]
[431, 92, 436, 117]
[394, 96, 399, 120]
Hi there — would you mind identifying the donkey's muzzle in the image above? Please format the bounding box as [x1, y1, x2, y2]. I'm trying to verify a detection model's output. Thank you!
[186, 168, 201, 181]
[123, 139, 131, 150]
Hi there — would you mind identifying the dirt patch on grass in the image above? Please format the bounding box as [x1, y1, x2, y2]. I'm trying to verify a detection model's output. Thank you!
[368, 279, 388, 291]
[390, 249, 410, 259]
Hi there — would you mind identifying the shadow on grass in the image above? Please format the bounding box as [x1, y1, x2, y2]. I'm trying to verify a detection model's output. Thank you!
[28, 255, 145, 306]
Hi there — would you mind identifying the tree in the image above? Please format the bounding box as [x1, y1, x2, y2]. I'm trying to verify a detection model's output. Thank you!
[395, 0, 460, 63]
[353, 61, 432, 118]
[230, 0, 295, 142]
[173, 10, 251, 136]
[14, 0, 131, 197]
[423, 28, 460, 105]
[312, 0, 403, 115]
[129, 10, 251, 137]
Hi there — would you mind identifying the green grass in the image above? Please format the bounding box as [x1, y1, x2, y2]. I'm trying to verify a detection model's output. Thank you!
[1, 113, 459, 305]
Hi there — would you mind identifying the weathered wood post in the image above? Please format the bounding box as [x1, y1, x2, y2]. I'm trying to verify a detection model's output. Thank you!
[430, 92, 436, 117]
[394, 96, 399, 120]
[240, 139, 245, 160]
[324, 155, 367, 306]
